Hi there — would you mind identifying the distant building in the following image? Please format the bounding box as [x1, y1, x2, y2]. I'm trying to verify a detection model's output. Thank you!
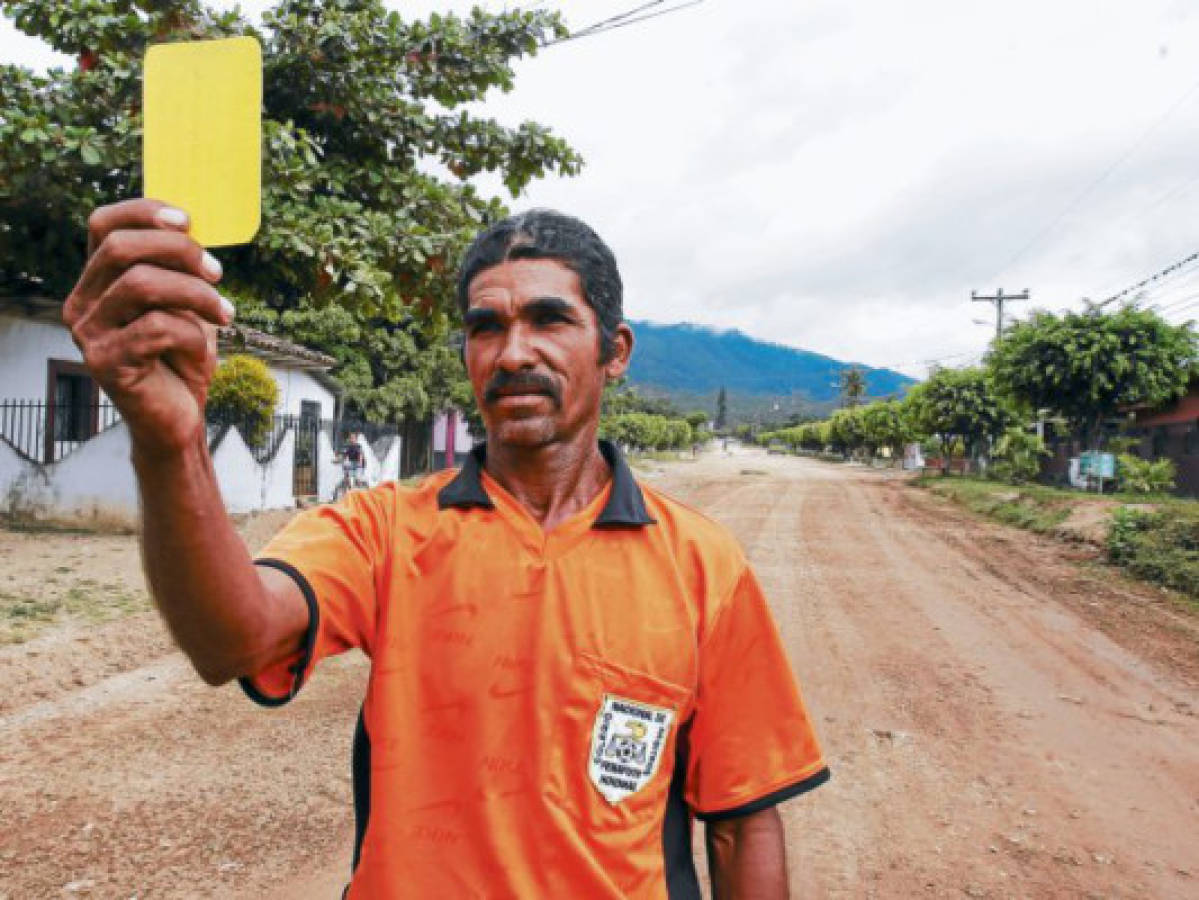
[1124, 381, 1199, 497]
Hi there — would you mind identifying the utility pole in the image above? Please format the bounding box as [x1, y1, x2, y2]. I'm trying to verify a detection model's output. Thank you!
[972, 288, 1030, 340]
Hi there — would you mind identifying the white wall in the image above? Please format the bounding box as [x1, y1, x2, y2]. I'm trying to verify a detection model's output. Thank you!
[317, 430, 342, 503]
[0, 314, 85, 400]
[210, 425, 296, 515]
[0, 421, 139, 528]
[1, 420, 303, 527]
[377, 435, 401, 483]
[269, 366, 337, 418]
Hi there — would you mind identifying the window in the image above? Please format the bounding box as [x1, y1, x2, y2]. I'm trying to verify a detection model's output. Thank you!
[1186, 421, 1199, 456]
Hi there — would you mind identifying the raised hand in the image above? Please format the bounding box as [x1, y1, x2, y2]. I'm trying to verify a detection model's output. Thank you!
[63, 199, 234, 459]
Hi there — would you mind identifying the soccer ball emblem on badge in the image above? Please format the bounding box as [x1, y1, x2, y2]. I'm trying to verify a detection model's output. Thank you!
[605, 721, 649, 765]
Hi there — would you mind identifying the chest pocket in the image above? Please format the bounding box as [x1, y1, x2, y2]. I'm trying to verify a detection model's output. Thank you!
[546, 653, 693, 830]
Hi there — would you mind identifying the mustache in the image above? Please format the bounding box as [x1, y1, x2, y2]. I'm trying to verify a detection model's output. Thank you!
[483, 370, 562, 406]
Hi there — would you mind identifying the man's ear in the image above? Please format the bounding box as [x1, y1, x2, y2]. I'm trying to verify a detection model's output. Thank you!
[604, 323, 635, 381]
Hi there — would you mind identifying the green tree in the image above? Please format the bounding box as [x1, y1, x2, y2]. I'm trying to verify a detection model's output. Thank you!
[988, 305, 1196, 452]
[1, 0, 581, 423]
[859, 399, 910, 461]
[839, 365, 867, 408]
[713, 386, 728, 431]
[827, 406, 866, 458]
[904, 367, 1010, 473]
[684, 410, 709, 444]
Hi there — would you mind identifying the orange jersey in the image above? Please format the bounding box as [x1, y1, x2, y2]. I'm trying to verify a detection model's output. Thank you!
[242, 442, 827, 898]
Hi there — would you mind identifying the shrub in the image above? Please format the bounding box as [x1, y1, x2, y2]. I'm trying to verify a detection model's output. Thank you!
[1107, 505, 1199, 598]
[990, 427, 1049, 484]
[206, 354, 279, 446]
[1116, 454, 1176, 495]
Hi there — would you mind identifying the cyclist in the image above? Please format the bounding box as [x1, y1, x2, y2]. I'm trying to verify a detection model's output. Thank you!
[341, 433, 366, 492]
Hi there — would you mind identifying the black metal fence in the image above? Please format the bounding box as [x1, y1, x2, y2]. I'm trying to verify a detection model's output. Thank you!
[206, 412, 296, 464]
[0, 400, 122, 464]
[1, 398, 424, 489]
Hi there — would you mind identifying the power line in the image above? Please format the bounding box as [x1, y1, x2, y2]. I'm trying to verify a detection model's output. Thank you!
[1095, 248, 1199, 308]
[984, 72, 1199, 286]
[569, 0, 664, 37]
[544, 0, 705, 47]
[1139, 266, 1199, 307]
[1152, 291, 1199, 315]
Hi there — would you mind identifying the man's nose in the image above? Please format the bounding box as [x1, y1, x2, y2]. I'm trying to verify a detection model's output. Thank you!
[495, 323, 538, 370]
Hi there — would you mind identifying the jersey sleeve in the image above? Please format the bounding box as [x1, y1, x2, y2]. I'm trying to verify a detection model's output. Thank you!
[684, 565, 829, 820]
[238, 487, 392, 707]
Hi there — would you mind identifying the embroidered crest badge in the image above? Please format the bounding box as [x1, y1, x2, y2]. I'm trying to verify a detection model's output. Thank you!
[588, 694, 676, 804]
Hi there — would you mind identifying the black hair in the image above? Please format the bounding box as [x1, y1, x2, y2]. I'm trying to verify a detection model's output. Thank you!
[456, 209, 624, 362]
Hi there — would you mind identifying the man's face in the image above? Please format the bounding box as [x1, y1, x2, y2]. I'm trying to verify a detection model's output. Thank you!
[463, 258, 631, 450]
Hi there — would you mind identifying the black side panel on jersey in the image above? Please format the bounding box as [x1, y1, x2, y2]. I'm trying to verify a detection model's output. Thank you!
[662, 721, 701, 899]
[351, 708, 371, 872]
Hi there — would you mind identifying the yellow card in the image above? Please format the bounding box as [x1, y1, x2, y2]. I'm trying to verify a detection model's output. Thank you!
[143, 36, 262, 247]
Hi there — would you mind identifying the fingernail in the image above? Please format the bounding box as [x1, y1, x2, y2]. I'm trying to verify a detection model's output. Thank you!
[156, 207, 189, 229]
[219, 295, 236, 320]
[202, 251, 223, 280]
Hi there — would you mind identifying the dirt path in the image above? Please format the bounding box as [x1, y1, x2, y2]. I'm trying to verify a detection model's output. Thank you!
[2, 451, 1197, 898]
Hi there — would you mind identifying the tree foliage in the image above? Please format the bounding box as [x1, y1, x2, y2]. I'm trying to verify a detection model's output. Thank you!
[599, 382, 700, 453]
[1, 0, 582, 423]
[989, 305, 1196, 451]
[839, 365, 867, 408]
[902, 367, 1010, 471]
[858, 399, 910, 458]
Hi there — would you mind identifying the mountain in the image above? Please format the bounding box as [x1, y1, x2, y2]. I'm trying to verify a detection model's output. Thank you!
[624, 321, 917, 419]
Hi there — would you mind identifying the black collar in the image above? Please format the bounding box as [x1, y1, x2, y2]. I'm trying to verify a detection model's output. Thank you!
[437, 439, 655, 528]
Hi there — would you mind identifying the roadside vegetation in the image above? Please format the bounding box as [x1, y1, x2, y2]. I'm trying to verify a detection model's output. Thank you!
[754, 304, 1197, 600]
[1107, 504, 1199, 599]
[600, 382, 708, 455]
[918, 476, 1197, 601]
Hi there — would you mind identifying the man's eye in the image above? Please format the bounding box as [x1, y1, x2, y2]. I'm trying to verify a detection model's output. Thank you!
[536, 311, 569, 325]
[468, 320, 501, 335]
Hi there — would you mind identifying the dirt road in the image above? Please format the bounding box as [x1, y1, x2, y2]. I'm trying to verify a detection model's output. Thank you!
[2, 450, 1197, 898]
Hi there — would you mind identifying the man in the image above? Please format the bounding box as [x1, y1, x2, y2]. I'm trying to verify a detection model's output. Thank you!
[341, 432, 366, 489]
[65, 202, 828, 898]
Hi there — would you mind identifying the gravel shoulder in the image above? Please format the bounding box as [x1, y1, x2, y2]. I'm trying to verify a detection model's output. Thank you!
[1, 452, 1196, 898]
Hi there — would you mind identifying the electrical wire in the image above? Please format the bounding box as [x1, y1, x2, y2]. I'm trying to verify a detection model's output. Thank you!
[984, 73, 1199, 286]
[544, 0, 705, 47]
[1095, 247, 1199, 308]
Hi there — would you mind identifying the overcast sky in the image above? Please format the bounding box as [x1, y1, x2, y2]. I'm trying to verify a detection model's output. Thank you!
[7, 1, 1199, 378]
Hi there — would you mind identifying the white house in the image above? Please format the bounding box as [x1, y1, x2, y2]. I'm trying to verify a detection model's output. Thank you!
[0, 296, 402, 527]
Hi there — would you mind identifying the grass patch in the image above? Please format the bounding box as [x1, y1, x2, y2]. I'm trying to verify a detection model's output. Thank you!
[915, 476, 1073, 534]
[915, 474, 1198, 601]
[0, 584, 149, 645]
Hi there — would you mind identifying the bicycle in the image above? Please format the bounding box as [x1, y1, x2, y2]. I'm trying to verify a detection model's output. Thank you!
[332, 458, 369, 501]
